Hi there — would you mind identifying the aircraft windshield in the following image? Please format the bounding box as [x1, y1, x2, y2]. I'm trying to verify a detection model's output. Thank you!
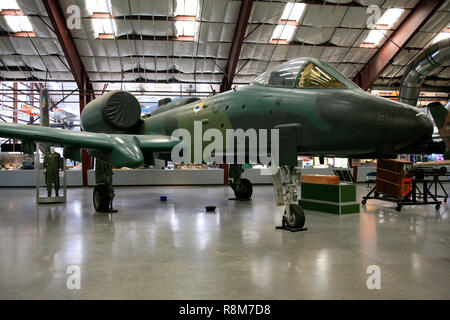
[252, 59, 306, 87]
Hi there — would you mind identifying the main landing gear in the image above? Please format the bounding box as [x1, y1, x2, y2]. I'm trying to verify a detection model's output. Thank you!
[229, 164, 253, 200]
[93, 184, 116, 213]
[93, 159, 117, 213]
[272, 166, 307, 231]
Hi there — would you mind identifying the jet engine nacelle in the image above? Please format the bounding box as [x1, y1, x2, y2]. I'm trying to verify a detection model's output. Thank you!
[81, 90, 142, 133]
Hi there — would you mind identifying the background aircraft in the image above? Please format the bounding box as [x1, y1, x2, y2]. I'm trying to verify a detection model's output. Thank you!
[0, 57, 443, 229]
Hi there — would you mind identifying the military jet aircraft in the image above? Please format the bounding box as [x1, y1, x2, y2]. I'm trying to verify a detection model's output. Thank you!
[0, 57, 441, 229]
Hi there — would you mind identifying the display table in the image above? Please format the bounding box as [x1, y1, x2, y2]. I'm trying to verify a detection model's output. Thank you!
[300, 183, 360, 215]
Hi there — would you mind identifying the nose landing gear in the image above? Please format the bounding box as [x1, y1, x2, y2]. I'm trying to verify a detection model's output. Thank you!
[272, 166, 307, 232]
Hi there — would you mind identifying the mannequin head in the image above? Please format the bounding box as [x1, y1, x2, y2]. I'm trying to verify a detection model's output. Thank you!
[50, 146, 55, 154]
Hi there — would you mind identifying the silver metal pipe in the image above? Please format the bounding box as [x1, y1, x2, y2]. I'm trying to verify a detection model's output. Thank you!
[398, 38, 450, 106]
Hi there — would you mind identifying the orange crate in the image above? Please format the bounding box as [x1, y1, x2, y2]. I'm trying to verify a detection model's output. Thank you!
[376, 178, 412, 200]
[302, 174, 339, 185]
[376, 169, 408, 185]
[377, 159, 412, 177]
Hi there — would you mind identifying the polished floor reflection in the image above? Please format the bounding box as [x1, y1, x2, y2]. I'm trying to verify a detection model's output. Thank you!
[0, 185, 448, 299]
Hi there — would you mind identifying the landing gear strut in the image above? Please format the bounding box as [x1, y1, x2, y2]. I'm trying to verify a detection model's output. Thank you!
[229, 164, 253, 200]
[272, 166, 307, 231]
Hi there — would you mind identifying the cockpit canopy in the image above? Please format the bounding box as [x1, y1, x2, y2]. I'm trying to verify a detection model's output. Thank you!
[252, 58, 354, 89]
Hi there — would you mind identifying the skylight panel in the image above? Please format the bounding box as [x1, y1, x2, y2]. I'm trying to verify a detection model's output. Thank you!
[174, 0, 199, 40]
[361, 8, 404, 47]
[0, 0, 20, 10]
[5, 15, 33, 32]
[280, 2, 306, 22]
[362, 29, 386, 47]
[175, 21, 196, 36]
[270, 3, 306, 44]
[376, 8, 404, 29]
[175, 0, 199, 16]
[85, 0, 117, 38]
[92, 18, 116, 37]
[1, 0, 33, 34]
[271, 24, 297, 42]
[86, 0, 111, 15]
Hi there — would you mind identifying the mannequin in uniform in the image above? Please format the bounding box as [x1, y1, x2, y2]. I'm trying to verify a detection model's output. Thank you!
[44, 146, 62, 197]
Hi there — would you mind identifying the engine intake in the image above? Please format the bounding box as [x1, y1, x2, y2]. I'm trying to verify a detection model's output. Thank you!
[81, 90, 142, 133]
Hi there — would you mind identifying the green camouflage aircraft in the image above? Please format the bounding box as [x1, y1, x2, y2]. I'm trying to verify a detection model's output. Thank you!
[0, 58, 443, 229]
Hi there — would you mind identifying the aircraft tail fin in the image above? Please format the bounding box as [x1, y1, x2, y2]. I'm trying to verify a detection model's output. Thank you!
[428, 102, 450, 159]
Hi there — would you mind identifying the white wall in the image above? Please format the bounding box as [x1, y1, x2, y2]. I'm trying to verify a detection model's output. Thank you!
[0, 167, 380, 187]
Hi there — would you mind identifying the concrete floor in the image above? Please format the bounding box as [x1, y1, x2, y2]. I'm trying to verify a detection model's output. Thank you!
[0, 184, 448, 300]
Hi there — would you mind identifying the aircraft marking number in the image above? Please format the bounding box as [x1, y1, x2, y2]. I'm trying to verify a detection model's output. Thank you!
[372, 113, 393, 124]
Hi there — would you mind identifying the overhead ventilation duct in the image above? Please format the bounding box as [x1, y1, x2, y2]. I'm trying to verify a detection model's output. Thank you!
[398, 38, 450, 106]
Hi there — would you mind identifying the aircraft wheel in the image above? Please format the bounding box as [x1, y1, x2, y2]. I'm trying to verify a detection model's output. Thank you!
[361, 199, 367, 205]
[233, 178, 253, 200]
[396, 205, 402, 212]
[284, 204, 305, 229]
[435, 204, 440, 210]
[93, 184, 110, 212]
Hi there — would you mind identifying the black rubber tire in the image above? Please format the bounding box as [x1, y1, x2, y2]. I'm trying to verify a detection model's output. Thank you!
[284, 204, 305, 229]
[233, 178, 253, 200]
[361, 200, 366, 205]
[396, 205, 402, 212]
[93, 184, 110, 212]
[435, 204, 440, 210]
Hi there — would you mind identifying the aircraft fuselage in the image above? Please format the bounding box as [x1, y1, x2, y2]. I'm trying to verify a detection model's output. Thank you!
[140, 84, 434, 163]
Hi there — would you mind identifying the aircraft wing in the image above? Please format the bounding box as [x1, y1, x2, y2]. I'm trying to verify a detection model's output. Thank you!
[0, 122, 179, 168]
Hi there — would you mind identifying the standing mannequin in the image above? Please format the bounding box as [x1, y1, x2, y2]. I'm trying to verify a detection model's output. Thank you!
[44, 147, 62, 197]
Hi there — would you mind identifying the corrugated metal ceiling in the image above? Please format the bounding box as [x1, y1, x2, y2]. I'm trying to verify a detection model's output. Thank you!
[0, 0, 447, 91]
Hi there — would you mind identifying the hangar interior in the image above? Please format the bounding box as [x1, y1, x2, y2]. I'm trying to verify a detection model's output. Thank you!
[0, 0, 449, 299]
